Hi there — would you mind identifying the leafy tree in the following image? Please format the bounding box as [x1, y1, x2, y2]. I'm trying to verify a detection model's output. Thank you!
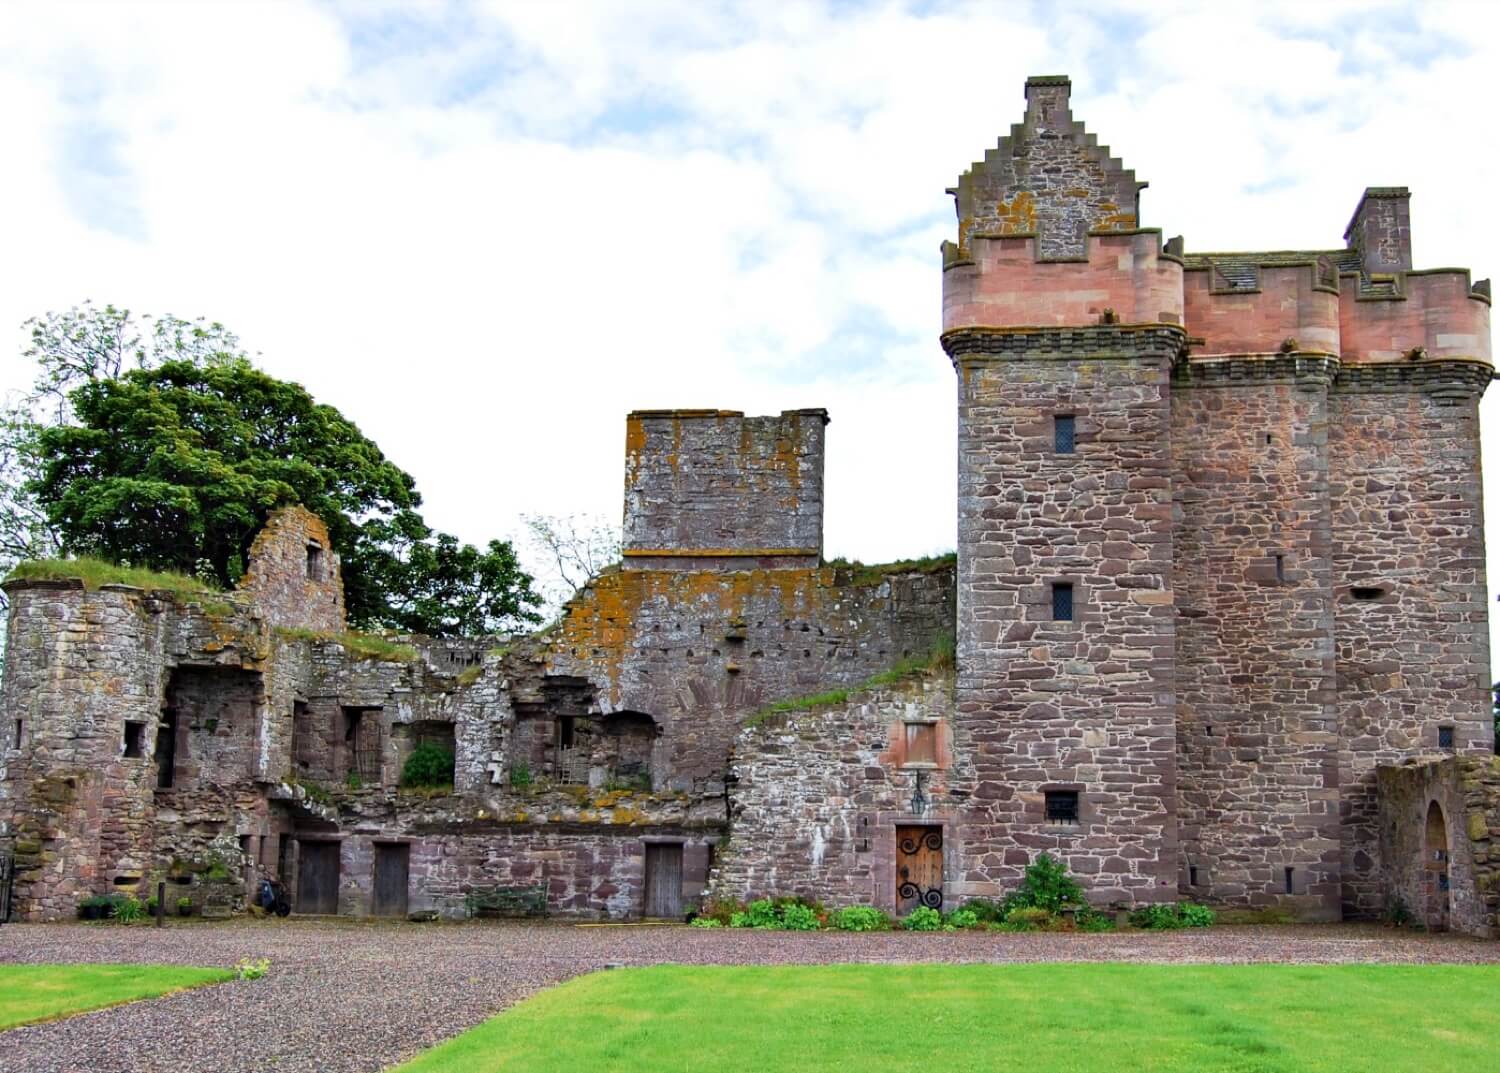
[25, 326, 540, 635]
[520, 512, 620, 616]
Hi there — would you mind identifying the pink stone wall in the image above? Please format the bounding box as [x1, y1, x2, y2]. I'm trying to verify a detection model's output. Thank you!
[1184, 265, 1341, 357]
[1339, 272, 1490, 364]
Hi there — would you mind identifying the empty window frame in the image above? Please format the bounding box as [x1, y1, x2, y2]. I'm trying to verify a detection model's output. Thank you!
[123, 720, 146, 759]
[1053, 414, 1076, 454]
[11, 719, 21, 751]
[904, 722, 937, 766]
[1051, 582, 1074, 622]
[1439, 725, 1455, 750]
[1044, 790, 1080, 824]
[1350, 586, 1385, 601]
[306, 543, 324, 581]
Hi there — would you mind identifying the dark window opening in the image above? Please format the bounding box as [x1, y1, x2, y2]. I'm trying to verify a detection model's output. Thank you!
[342, 707, 383, 783]
[11, 719, 21, 750]
[1051, 583, 1074, 622]
[155, 710, 177, 788]
[904, 722, 937, 766]
[1045, 790, 1080, 824]
[1274, 554, 1285, 582]
[1351, 586, 1385, 601]
[1284, 867, 1295, 895]
[306, 543, 323, 581]
[1054, 414, 1076, 454]
[123, 720, 146, 759]
[1189, 865, 1199, 886]
[1439, 725, 1455, 750]
[557, 716, 576, 751]
[1264, 432, 1273, 445]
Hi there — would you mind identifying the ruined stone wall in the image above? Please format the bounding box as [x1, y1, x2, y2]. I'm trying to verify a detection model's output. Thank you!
[1171, 364, 1341, 917]
[1376, 755, 1500, 937]
[622, 409, 828, 568]
[711, 673, 962, 909]
[949, 333, 1181, 906]
[544, 562, 956, 789]
[238, 506, 345, 633]
[1329, 379, 1491, 918]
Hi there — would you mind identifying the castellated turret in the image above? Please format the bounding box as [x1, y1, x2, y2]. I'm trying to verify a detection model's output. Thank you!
[943, 75, 1491, 919]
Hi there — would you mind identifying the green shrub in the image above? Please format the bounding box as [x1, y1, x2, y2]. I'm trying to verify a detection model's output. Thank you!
[234, 957, 271, 980]
[832, 906, 891, 932]
[779, 904, 820, 931]
[346, 770, 363, 790]
[961, 897, 1007, 924]
[1008, 852, 1085, 913]
[902, 906, 943, 931]
[744, 899, 781, 929]
[401, 741, 456, 788]
[999, 906, 1055, 932]
[688, 916, 723, 928]
[509, 760, 532, 789]
[697, 899, 741, 926]
[729, 911, 751, 928]
[945, 908, 980, 929]
[1077, 909, 1117, 932]
[1383, 897, 1415, 928]
[1129, 902, 1215, 930]
[112, 896, 145, 924]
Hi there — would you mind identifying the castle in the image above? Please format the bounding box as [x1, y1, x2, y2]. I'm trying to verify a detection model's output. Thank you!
[3, 77, 1498, 934]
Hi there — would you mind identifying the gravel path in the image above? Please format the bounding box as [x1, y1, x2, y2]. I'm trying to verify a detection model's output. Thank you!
[1, 920, 1496, 1073]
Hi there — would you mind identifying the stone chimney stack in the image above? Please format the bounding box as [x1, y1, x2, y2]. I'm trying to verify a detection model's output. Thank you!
[1344, 187, 1413, 275]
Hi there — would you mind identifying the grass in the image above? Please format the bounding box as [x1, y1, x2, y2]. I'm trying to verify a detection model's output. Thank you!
[744, 632, 954, 728]
[823, 551, 956, 586]
[394, 963, 1500, 1073]
[274, 626, 419, 663]
[0, 964, 234, 1030]
[7, 557, 217, 598]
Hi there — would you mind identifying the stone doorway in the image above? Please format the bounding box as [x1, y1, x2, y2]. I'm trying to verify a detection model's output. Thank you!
[372, 843, 409, 918]
[896, 825, 943, 915]
[297, 841, 340, 915]
[1424, 800, 1450, 931]
[643, 843, 683, 919]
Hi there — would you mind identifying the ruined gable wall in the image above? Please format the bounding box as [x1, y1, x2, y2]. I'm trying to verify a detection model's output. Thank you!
[1171, 367, 1342, 917]
[710, 674, 962, 910]
[238, 505, 345, 633]
[1329, 379, 1491, 918]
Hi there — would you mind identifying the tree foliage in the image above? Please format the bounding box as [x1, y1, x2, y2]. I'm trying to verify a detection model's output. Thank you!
[520, 512, 620, 616]
[13, 304, 540, 636]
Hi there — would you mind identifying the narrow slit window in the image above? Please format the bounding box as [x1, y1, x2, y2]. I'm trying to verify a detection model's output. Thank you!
[1051, 582, 1074, 622]
[1283, 867, 1295, 895]
[1189, 865, 1199, 887]
[1439, 725, 1455, 750]
[1054, 414, 1076, 454]
[1045, 790, 1080, 824]
[306, 543, 324, 581]
[1274, 554, 1285, 582]
[1264, 432, 1273, 445]
[11, 719, 21, 750]
[123, 720, 146, 759]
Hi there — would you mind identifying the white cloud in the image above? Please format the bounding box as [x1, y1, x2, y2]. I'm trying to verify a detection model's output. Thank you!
[4, 0, 1500, 668]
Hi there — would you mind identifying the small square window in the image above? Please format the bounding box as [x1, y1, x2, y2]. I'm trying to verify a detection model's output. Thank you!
[1054, 414, 1076, 454]
[904, 722, 937, 766]
[1045, 790, 1080, 824]
[123, 720, 146, 759]
[1438, 725, 1455, 750]
[1051, 583, 1074, 622]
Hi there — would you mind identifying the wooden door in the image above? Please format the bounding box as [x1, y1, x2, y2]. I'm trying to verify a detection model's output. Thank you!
[297, 841, 340, 915]
[896, 826, 943, 915]
[643, 843, 683, 918]
[373, 844, 409, 918]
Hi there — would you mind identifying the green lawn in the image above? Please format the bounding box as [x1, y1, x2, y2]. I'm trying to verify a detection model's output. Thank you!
[0, 964, 234, 1029]
[395, 963, 1500, 1073]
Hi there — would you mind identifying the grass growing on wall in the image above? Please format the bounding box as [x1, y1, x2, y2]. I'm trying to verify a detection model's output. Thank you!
[7, 557, 216, 597]
[744, 632, 954, 727]
[823, 551, 956, 586]
[0, 964, 234, 1030]
[394, 963, 1500, 1073]
[274, 627, 419, 663]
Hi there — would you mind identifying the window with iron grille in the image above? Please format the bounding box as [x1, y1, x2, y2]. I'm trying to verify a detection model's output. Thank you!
[1439, 725, 1455, 750]
[1054, 414, 1076, 454]
[1051, 582, 1074, 622]
[1045, 790, 1080, 824]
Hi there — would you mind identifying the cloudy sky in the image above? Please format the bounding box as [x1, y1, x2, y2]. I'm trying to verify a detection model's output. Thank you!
[3, 0, 1499, 660]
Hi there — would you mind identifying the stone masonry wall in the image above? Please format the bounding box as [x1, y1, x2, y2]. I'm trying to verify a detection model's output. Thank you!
[1329, 382, 1490, 918]
[238, 505, 345, 633]
[1172, 365, 1342, 917]
[622, 409, 828, 568]
[951, 336, 1180, 906]
[544, 562, 956, 789]
[711, 673, 962, 910]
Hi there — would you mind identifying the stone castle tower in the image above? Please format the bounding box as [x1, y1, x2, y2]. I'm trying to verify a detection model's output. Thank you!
[944, 76, 1492, 918]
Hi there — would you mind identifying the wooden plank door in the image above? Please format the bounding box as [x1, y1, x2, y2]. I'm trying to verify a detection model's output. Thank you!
[896, 826, 943, 915]
[373, 844, 409, 918]
[297, 841, 340, 915]
[643, 843, 683, 918]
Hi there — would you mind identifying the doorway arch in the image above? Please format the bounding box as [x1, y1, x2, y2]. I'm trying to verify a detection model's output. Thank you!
[1423, 800, 1450, 931]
